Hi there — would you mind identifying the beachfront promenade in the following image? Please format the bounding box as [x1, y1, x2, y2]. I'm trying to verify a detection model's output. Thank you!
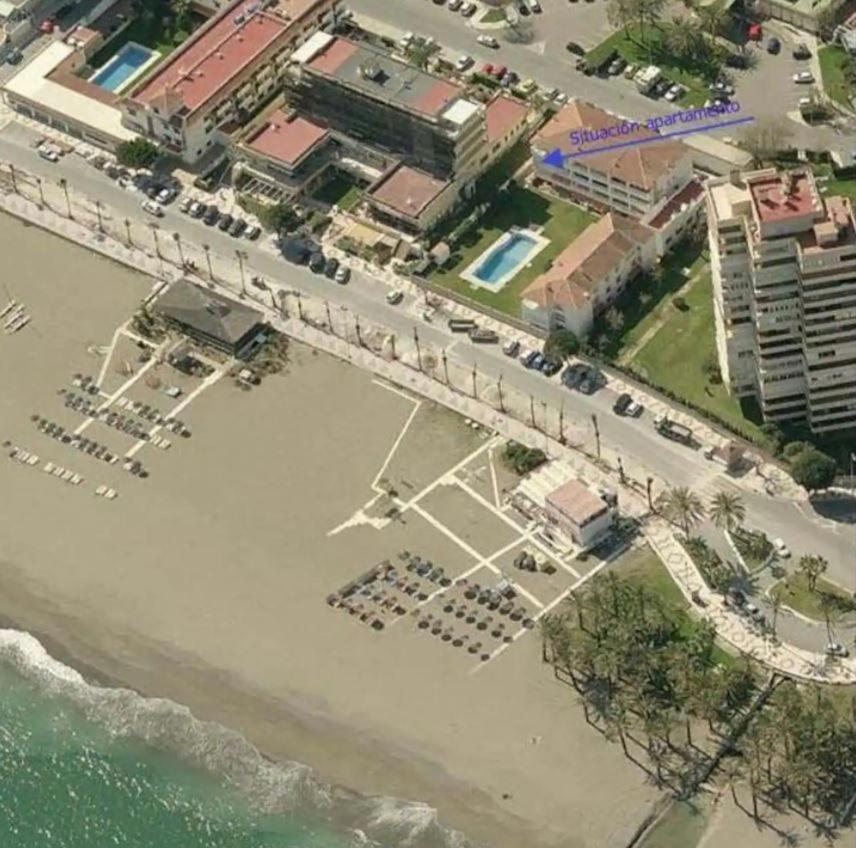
[1, 166, 853, 687]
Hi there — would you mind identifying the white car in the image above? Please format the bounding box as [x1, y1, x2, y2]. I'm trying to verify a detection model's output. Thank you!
[141, 199, 164, 217]
[798, 96, 813, 108]
[38, 146, 59, 163]
[555, 92, 569, 105]
[825, 642, 849, 658]
[773, 538, 791, 559]
[793, 71, 814, 84]
[625, 399, 643, 417]
[156, 187, 176, 205]
[448, 0, 462, 8]
[461, 1, 476, 16]
[455, 54, 474, 72]
[477, 35, 499, 48]
[386, 289, 404, 305]
[399, 32, 414, 48]
[664, 84, 684, 102]
[517, 346, 532, 365]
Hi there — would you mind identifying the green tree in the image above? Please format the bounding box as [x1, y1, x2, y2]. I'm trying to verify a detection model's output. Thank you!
[797, 554, 827, 593]
[790, 447, 837, 492]
[666, 16, 698, 59]
[543, 329, 580, 362]
[259, 202, 301, 234]
[170, 0, 192, 31]
[658, 486, 706, 537]
[116, 138, 160, 169]
[709, 491, 745, 533]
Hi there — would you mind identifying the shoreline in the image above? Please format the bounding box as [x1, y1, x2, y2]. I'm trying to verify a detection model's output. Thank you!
[0, 576, 544, 848]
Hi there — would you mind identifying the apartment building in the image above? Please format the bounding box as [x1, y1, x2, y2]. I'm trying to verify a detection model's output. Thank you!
[284, 32, 486, 185]
[706, 167, 856, 434]
[121, 0, 342, 164]
[531, 100, 703, 251]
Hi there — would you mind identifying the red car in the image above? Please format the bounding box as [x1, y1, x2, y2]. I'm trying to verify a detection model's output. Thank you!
[747, 22, 762, 41]
[40, 18, 56, 34]
[482, 63, 494, 75]
[492, 64, 507, 79]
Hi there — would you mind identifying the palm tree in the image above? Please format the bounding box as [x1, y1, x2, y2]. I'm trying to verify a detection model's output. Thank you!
[797, 554, 827, 593]
[695, 3, 726, 53]
[769, 592, 782, 639]
[666, 16, 697, 59]
[709, 491, 745, 533]
[658, 486, 706, 537]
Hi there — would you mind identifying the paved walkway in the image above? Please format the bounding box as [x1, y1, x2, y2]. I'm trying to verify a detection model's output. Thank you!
[1, 165, 851, 684]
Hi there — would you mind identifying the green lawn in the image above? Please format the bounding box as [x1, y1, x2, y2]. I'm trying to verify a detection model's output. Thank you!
[429, 186, 595, 317]
[818, 46, 854, 110]
[586, 25, 726, 107]
[615, 546, 735, 667]
[628, 269, 765, 442]
[770, 572, 856, 621]
[311, 174, 362, 211]
[481, 7, 506, 23]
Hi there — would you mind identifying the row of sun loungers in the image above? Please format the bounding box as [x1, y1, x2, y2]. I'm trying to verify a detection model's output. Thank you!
[94, 485, 118, 500]
[7, 447, 39, 466]
[42, 462, 84, 485]
[2, 301, 31, 334]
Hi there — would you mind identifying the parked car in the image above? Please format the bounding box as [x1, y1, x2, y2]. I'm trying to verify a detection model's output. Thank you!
[792, 43, 811, 60]
[793, 71, 814, 84]
[520, 349, 538, 368]
[825, 642, 850, 658]
[141, 199, 163, 217]
[477, 35, 499, 48]
[202, 205, 220, 225]
[448, 0, 462, 8]
[37, 146, 59, 163]
[773, 538, 791, 558]
[228, 217, 247, 238]
[502, 339, 521, 357]
[39, 18, 56, 33]
[179, 196, 194, 213]
[324, 256, 340, 278]
[608, 57, 626, 75]
[561, 363, 586, 388]
[189, 201, 205, 218]
[651, 78, 671, 97]
[244, 224, 261, 240]
[664, 83, 684, 102]
[217, 213, 234, 232]
[455, 54, 474, 72]
[565, 41, 585, 57]
[623, 63, 638, 79]
[530, 353, 545, 371]
[626, 399, 643, 417]
[156, 186, 176, 205]
[725, 53, 748, 69]
[540, 358, 561, 376]
[529, 0, 542, 12]
[613, 393, 632, 415]
[709, 80, 734, 95]
[386, 289, 404, 305]
[767, 36, 781, 54]
[334, 266, 350, 284]
[309, 252, 326, 273]
[461, 1, 477, 16]
[517, 1, 530, 14]
[6, 49, 23, 65]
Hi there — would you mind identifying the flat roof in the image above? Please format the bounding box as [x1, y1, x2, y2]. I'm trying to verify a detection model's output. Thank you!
[245, 109, 328, 165]
[132, 0, 322, 114]
[546, 479, 608, 526]
[485, 94, 528, 143]
[368, 163, 449, 217]
[3, 41, 136, 142]
[304, 36, 467, 119]
[749, 171, 817, 224]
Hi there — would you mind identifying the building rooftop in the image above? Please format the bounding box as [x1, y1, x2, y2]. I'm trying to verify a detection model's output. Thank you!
[485, 93, 528, 143]
[3, 40, 136, 143]
[748, 170, 817, 224]
[154, 279, 265, 345]
[368, 163, 450, 217]
[301, 35, 467, 119]
[534, 99, 688, 191]
[522, 213, 654, 310]
[647, 179, 704, 230]
[244, 109, 328, 165]
[546, 479, 608, 526]
[132, 0, 327, 116]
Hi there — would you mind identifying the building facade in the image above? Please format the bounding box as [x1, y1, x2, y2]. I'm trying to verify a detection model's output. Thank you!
[706, 167, 856, 434]
[544, 479, 616, 549]
[284, 33, 486, 184]
[121, 0, 342, 164]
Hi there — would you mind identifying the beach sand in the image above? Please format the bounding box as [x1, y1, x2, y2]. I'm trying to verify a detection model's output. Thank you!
[0, 212, 660, 848]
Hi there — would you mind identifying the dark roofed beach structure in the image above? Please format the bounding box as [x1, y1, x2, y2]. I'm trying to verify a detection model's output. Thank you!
[154, 280, 268, 358]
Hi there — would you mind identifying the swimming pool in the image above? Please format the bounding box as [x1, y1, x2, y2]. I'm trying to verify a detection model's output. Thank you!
[461, 229, 550, 291]
[90, 43, 159, 93]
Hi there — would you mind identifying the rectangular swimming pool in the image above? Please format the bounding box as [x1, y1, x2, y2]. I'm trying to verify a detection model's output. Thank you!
[472, 232, 539, 286]
[91, 43, 158, 93]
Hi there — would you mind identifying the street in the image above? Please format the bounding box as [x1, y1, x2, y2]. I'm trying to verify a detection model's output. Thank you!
[0, 115, 852, 607]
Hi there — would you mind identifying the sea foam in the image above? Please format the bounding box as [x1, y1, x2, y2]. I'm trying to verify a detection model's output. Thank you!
[0, 628, 476, 848]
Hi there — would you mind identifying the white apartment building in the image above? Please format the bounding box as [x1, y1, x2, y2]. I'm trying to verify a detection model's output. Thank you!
[706, 167, 856, 434]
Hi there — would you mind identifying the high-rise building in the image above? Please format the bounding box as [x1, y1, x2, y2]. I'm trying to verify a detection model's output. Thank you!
[706, 167, 856, 434]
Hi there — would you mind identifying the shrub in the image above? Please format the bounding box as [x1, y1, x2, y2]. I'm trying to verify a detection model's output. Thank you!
[790, 447, 837, 492]
[116, 138, 159, 169]
[543, 329, 580, 363]
[782, 441, 810, 461]
[673, 295, 689, 311]
[504, 441, 547, 475]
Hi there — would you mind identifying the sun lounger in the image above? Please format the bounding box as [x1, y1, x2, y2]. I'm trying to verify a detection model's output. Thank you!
[105, 489, 117, 499]
[52, 466, 64, 477]
[71, 474, 82, 485]
[18, 451, 29, 462]
[95, 485, 107, 496]
[27, 455, 39, 465]
[61, 470, 73, 481]
[44, 462, 54, 473]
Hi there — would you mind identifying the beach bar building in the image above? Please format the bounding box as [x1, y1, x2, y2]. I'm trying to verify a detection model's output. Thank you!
[153, 280, 268, 358]
[544, 479, 616, 549]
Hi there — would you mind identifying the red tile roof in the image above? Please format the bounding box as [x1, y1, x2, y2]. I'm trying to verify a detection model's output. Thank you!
[369, 164, 449, 217]
[307, 36, 358, 75]
[133, 1, 287, 114]
[647, 179, 704, 230]
[413, 80, 461, 117]
[485, 94, 527, 143]
[749, 171, 816, 223]
[245, 110, 328, 165]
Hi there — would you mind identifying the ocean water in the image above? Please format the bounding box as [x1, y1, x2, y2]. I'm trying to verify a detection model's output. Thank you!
[0, 630, 472, 848]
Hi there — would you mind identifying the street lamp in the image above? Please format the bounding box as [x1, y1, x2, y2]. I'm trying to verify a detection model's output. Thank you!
[35, 177, 45, 208]
[58, 177, 72, 218]
[8, 163, 18, 194]
[235, 249, 248, 298]
[172, 232, 185, 268]
[148, 222, 161, 258]
[94, 199, 104, 233]
[124, 218, 133, 247]
[202, 244, 214, 281]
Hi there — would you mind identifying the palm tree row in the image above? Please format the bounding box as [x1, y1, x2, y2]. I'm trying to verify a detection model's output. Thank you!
[542, 572, 757, 789]
[656, 487, 745, 538]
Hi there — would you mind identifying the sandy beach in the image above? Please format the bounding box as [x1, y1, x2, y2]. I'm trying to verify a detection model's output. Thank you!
[0, 211, 663, 848]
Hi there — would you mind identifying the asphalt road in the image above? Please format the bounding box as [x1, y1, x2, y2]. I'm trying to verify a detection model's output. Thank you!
[0, 120, 852, 604]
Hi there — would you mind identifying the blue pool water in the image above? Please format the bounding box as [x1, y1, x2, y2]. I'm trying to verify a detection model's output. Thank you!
[473, 232, 538, 285]
[91, 44, 156, 92]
